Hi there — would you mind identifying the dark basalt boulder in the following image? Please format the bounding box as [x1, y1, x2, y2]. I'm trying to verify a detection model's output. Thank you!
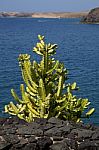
[81, 7, 99, 23]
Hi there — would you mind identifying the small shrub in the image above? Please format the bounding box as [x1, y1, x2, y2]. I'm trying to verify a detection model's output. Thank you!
[5, 35, 95, 122]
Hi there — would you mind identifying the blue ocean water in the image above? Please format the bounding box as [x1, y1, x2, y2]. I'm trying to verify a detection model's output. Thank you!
[0, 18, 99, 125]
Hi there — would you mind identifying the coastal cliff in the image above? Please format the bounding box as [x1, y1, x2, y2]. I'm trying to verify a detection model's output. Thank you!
[0, 12, 87, 18]
[81, 7, 99, 23]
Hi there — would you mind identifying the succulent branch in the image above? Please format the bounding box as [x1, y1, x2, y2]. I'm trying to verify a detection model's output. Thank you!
[5, 35, 95, 122]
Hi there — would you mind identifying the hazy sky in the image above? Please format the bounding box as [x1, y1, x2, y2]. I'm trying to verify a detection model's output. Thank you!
[0, 0, 99, 12]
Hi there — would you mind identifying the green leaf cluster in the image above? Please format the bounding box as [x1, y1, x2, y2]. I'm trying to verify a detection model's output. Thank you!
[5, 35, 95, 122]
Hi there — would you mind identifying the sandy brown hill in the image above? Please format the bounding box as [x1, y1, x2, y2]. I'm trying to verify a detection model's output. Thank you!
[0, 12, 88, 18]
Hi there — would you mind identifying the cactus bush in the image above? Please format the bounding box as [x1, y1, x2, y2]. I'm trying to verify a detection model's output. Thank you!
[5, 35, 95, 122]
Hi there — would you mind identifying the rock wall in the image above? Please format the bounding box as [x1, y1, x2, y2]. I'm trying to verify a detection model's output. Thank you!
[0, 117, 99, 150]
[81, 7, 99, 23]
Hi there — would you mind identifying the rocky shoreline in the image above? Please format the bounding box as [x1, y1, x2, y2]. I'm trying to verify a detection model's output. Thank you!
[0, 116, 99, 150]
[0, 12, 88, 18]
[81, 7, 99, 23]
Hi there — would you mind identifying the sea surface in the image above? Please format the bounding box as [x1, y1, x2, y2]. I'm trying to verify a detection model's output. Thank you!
[0, 18, 99, 125]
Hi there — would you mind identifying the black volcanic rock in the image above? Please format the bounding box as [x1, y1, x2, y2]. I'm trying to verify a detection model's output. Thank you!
[81, 7, 99, 23]
[15, 12, 33, 17]
[0, 116, 99, 150]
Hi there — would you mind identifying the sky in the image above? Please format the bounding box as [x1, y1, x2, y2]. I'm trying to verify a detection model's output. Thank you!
[0, 0, 99, 12]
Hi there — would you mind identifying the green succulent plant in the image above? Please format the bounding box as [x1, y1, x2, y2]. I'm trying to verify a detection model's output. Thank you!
[5, 35, 95, 122]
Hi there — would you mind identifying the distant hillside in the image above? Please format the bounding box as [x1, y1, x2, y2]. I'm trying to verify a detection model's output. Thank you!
[0, 12, 88, 18]
[81, 7, 99, 23]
